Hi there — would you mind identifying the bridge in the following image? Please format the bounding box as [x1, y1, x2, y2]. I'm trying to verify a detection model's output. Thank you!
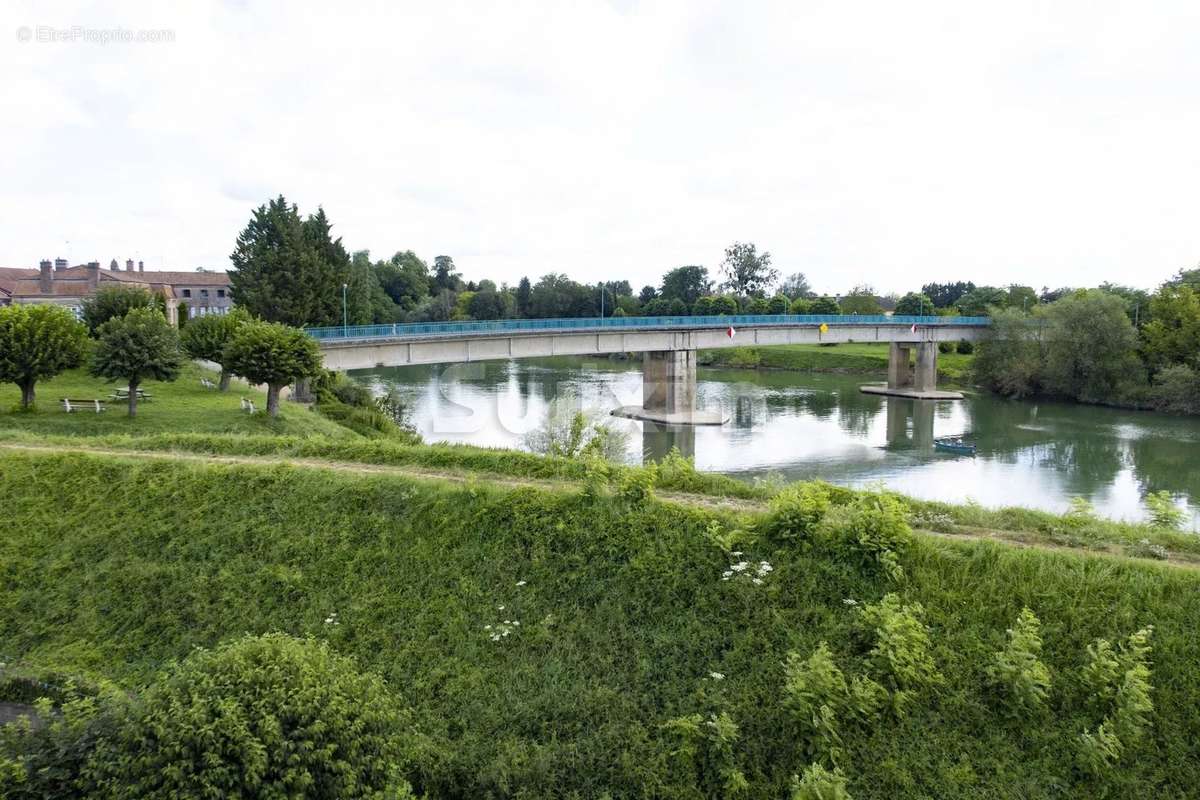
[306, 314, 991, 424]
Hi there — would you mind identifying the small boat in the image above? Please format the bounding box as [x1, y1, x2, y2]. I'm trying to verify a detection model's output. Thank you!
[934, 436, 977, 455]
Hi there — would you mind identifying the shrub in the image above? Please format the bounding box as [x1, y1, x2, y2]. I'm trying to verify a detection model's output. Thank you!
[765, 483, 832, 543]
[938, 341, 955, 354]
[956, 339, 975, 355]
[858, 594, 942, 717]
[819, 493, 913, 581]
[791, 763, 853, 800]
[1149, 364, 1200, 414]
[987, 608, 1051, 716]
[1077, 626, 1155, 777]
[618, 462, 658, 505]
[86, 634, 418, 799]
[223, 320, 323, 417]
[80, 285, 157, 335]
[663, 711, 749, 799]
[783, 643, 849, 763]
[178, 309, 249, 390]
[1144, 491, 1186, 530]
[0, 304, 89, 410]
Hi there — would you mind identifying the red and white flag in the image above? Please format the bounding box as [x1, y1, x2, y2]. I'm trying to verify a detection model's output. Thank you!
[727, 326, 736, 339]
[910, 323, 918, 333]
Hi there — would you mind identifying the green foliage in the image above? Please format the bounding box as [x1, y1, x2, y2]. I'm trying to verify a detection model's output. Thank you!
[808, 296, 841, 315]
[86, 634, 417, 798]
[973, 308, 1045, 399]
[80, 285, 156, 335]
[987, 608, 1051, 716]
[819, 493, 913, 581]
[522, 405, 629, 461]
[858, 594, 941, 716]
[0, 304, 89, 409]
[894, 293, 935, 316]
[779, 272, 812, 301]
[938, 341, 955, 354]
[223, 320, 323, 416]
[839, 286, 881, 315]
[90, 308, 183, 417]
[1040, 291, 1142, 403]
[784, 643, 850, 762]
[228, 196, 351, 327]
[789, 297, 813, 314]
[765, 482, 832, 542]
[1140, 285, 1200, 372]
[956, 339, 974, 355]
[1077, 627, 1155, 777]
[921, 282, 975, 309]
[178, 308, 249, 389]
[660, 265, 712, 307]
[1144, 491, 1185, 530]
[791, 763, 854, 800]
[768, 294, 791, 314]
[663, 712, 749, 799]
[618, 462, 658, 505]
[1149, 364, 1200, 414]
[719, 242, 777, 296]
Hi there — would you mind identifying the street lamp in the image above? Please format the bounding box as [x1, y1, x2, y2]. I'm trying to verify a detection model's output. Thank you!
[599, 282, 605, 318]
[342, 283, 348, 333]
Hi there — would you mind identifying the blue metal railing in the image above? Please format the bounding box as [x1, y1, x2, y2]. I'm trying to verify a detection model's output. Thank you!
[304, 314, 991, 342]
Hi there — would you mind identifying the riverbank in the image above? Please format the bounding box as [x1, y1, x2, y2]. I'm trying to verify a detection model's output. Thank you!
[2, 444, 1197, 798]
[697, 342, 974, 381]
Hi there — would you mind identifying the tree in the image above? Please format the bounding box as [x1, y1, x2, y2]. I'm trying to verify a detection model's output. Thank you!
[223, 320, 324, 417]
[516, 276, 532, 317]
[468, 288, 513, 320]
[1097, 283, 1151, 328]
[345, 251, 400, 324]
[0, 304, 89, 409]
[660, 266, 712, 306]
[779, 272, 812, 300]
[808, 296, 841, 315]
[746, 297, 771, 314]
[1041, 290, 1141, 402]
[1165, 267, 1200, 290]
[81, 285, 156, 335]
[789, 297, 813, 314]
[375, 251, 431, 311]
[921, 281, 975, 308]
[972, 308, 1044, 399]
[179, 309, 249, 390]
[668, 298, 688, 315]
[768, 294, 791, 314]
[528, 273, 595, 318]
[1005, 284, 1039, 313]
[90, 307, 183, 417]
[639, 285, 658, 305]
[432, 255, 462, 293]
[229, 196, 350, 327]
[713, 295, 739, 315]
[1141, 285, 1200, 372]
[88, 634, 416, 799]
[692, 295, 717, 315]
[894, 292, 936, 316]
[956, 286, 1009, 316]
[840, 285, 882, 315]
[719, 242, 777, 296]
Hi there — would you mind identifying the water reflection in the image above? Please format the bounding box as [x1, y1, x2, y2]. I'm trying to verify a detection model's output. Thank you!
[353, 357, 1200, 526]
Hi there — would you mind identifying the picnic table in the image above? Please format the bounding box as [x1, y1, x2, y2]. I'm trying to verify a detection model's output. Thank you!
[110, 388, 154, 402]
[60, 398, 107, 413]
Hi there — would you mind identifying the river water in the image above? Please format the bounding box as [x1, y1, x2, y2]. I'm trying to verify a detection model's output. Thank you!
[351, 356, 1200, 527]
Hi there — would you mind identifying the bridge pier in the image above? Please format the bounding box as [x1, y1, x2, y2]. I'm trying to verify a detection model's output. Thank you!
[612, 350, 727, 425]
[862, 341, 963, 400]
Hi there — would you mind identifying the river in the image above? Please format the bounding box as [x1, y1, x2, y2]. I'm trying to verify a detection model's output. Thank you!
[351, 356, 1200, 527]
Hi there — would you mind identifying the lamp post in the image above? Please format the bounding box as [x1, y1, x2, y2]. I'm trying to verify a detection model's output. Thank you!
[342, 283, 348, 334]
[599, 282, 605, 318]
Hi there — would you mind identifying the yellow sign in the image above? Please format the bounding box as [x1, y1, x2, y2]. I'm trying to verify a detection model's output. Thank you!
[819, 323, 829, 334]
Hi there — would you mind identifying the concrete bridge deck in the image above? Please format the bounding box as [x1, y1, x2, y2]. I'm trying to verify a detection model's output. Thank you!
[306, 314, 991, 424]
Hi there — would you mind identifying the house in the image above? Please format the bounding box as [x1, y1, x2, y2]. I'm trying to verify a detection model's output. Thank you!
[0, 258, 232, 325]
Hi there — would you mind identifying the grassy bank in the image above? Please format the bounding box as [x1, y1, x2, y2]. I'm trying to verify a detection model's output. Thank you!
[0, 364, 351, 438]
[2, 449, 1198, 797]
[699, 342, 974, 382]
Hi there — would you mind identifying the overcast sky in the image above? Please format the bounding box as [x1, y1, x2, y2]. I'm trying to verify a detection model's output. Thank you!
[3, 1, 1199, 294]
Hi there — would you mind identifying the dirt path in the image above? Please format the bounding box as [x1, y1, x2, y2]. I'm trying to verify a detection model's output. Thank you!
[2, 442, 1195, 570]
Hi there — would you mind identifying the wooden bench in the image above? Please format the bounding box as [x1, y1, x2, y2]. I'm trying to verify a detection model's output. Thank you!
[61, 398, 107, 413]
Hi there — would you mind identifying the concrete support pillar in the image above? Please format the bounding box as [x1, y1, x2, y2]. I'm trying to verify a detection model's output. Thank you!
[643, 349, 696, 414]
[887, 343, 913, 390]
[914, 342, 938, 393]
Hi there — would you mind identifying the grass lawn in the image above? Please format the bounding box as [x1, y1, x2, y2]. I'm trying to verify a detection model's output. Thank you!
[699, 342, 974, 381]
[0, 364, 352, 439]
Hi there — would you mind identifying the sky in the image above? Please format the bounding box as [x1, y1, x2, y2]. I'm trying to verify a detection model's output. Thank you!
[3, 1, 1200, 295]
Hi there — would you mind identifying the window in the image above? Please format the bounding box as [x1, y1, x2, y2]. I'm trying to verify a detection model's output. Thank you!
[200, 289, 209, 298]
[182, 289, 191, 298]
[217, 289, 225, 298]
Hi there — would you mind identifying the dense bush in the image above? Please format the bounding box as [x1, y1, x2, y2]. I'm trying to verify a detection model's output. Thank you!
[663, 712, 749, 799]
[819, 493, 913, 580]
[765, 482, 832, 542]
[88, 634, 419, 799]
[1149, 364, 1200, 414]
[956, 339, 974, 355]
[857, 594, 942, 717]
[1077, 627, 1155, 778]
[791, 763, 853, 800]
[938, 341, 955, 354]
[987, 608, 1051, 716]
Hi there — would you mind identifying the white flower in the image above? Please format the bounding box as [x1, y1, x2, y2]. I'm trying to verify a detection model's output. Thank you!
[498, 605, 505, 610]
[722, 570, 733, 578]
[485, 625, 492, 630]
[513, 621, 520, 626]
[516, 580, 527, 587]
[708, 671, 726, 681]
[842, 598, 858, 606]
[731, 551, 743, 557]
[759, 562, 773, 573]
[752, 578, 764, 585]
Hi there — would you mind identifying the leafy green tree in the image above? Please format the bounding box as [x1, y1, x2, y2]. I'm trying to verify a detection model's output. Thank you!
[660, 266, 712, 306]
[1141, 285, 1200, 372]
[179, 309, 249, 390]
[1097, 283, 1151, 328]
[668, 298, 688, 316]
[973, 308, 1045, 398]
[638, 285, 658, 304]
[375, 251, 431, 311]
[839, 286, 882, 315]
[746, 297, 771, 314]
[693, 296, 717, 315]
[713, 295, 739, 315]
[720, 242, 777, 296]
[345, 251, 400, 324]
[432, 255, 462, 293]
[956, 286, 1008, 316]
[921, 281, 975, 308]
[768, 294, 791, 314]
[894, 292, 935, 316]
[528, 273, 595, 318]
[468, 288, 514, 320]
[1165, 267, 1200, 290]
[779, 272, 812, 300]
[223, 320, 324, 417]
[229, 196, 350, 327]
[1041, 290, 1141, 402]
[90, 307, 183, 417]
[1150, 365, 1200, 414]
[516, 276, 532, 317]
[809, 296, 841, 315]
[789, 297, 813, 314]
[0, 304, 89, 409]
[87, 634, 417, 799]
[80, 285, 156, 335]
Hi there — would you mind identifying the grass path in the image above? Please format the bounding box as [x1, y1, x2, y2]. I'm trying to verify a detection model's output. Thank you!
[4, 441, 1195, 570]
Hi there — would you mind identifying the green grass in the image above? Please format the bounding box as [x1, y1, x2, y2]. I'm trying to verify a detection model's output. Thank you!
[0, 365, 352, 439]
[699, 343, 974, 382]
[2, 450, 1199, 798]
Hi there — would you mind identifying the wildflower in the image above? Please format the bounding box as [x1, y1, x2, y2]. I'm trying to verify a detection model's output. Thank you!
[842, 598, 858, 606]
[516, 580, 527, 587]
[722, 570, 733, 578]
[498, 605, 505, 610]
[752, 578, 764, 585]
[709, 671, 726, 681]
[731, 551, 743, 557]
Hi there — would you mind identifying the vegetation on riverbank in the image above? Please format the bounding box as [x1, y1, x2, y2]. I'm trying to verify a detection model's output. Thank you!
[2, 449, 1198, 798]
[698, 342, 974, 382]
